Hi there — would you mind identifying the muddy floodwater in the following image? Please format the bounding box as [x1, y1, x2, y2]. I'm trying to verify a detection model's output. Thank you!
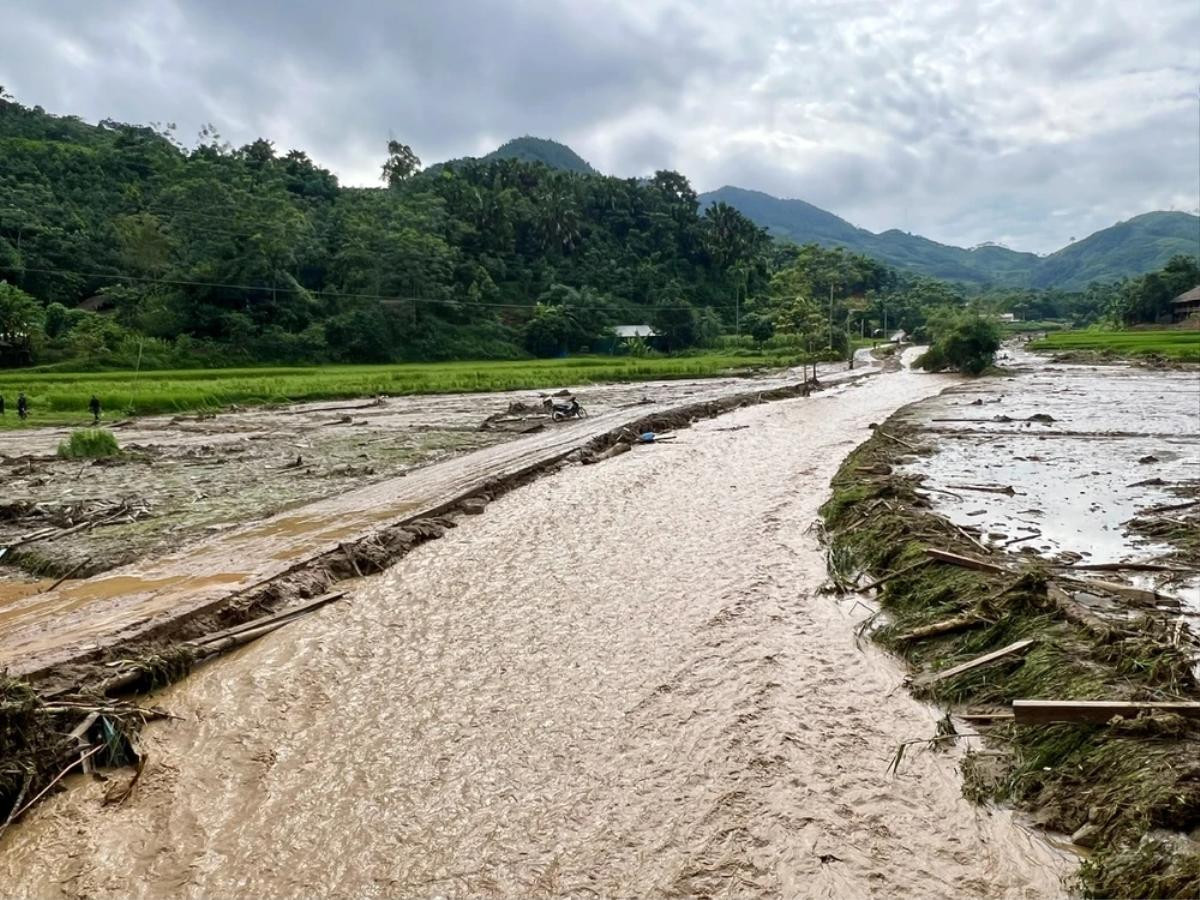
[0, 369, 1072, 898]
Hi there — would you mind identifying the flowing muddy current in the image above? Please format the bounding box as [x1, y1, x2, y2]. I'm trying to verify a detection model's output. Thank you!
[0, 369, 1072, 898]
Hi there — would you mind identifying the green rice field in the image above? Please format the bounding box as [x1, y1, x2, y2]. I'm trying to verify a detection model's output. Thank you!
[1029, 329, 1200, 362]
[0, 353, 802, 428]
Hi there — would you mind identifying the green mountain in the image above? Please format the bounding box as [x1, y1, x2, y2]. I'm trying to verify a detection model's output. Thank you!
[698, 185, 1198, 290]
[1032, 212, 1200, 289]
[481, 136, 599, 175]
[431, 136, 599, 176]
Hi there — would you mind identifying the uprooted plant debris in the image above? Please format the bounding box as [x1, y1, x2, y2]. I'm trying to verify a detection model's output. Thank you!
[821, 417, 1200, 899]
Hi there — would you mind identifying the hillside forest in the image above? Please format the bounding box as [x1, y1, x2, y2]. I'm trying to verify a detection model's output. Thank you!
[1, 91, 1196, 370]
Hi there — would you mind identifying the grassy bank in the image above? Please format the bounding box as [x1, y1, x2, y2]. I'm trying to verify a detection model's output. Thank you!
[0, 352, 804, 428]
[1030, 329, 1200, 363]
[821, 423, 1200, 898]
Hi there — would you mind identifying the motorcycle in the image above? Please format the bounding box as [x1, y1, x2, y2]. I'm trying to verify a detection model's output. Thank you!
[543, 396, 587, 421]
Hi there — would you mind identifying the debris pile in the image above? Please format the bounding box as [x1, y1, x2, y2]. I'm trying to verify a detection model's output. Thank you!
[821, 419, 1200, 898]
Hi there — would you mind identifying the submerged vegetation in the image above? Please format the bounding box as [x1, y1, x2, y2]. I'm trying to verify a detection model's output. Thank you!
[821, 423, 1200, 898]
[56, 428, 119, 459]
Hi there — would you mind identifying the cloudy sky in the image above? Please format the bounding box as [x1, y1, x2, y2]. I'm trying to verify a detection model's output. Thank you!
[2, 0, 1197, 253]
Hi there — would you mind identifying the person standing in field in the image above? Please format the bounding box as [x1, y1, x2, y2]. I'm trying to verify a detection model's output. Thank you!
[16, 392, 28, 420]
[0, 394, 5, 416]
[89, 394, 101, 425]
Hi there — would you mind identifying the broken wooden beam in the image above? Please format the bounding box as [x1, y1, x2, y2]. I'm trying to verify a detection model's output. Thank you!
[1013, 700, 1200, 725]
[914, 638, 1034, 687]
[925, 547, 1008, 574]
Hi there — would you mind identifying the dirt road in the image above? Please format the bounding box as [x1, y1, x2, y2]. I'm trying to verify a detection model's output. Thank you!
[0, 368, 1071, 898]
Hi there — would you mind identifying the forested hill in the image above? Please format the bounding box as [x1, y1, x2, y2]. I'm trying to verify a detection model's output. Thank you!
[0, 93, 771, 367]
[482, 137, 599, 174]
[698, 186, 1198, 290]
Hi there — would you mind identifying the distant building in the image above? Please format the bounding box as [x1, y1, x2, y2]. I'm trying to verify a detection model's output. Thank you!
[1171, 286, 1200, 323]
[996, 312, 1016, 323]
[611, 324, 658, 339]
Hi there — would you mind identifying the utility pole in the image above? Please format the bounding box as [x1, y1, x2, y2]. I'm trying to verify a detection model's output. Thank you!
[828, 282, 834, 348]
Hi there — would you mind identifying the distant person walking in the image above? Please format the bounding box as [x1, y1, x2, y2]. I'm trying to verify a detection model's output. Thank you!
[89, 394, 101, 425]
[0, 394, 5, 416]
[16, 392, 28, 421]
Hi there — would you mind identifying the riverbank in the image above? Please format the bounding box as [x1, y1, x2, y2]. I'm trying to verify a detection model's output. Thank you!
[0, 364, 1075, 898]
[820, 352, 1200, 897]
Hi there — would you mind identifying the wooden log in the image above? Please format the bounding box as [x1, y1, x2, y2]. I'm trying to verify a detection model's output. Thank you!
[1054, 575, 1181, 607]
[894, 613, 984, 643]
[1055, 561, 1187, 574]
[914, 638, 1034, 687]
[1013, 700, 1200, 725]
[188, 591, 346, 648]
[876, 429, 918, 451]
[925, 547, 1008, 574]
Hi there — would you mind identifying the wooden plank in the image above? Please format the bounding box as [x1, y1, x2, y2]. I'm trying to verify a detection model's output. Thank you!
[925, 547, 1008, 574]
[1013, 700, 1200, 725]
[915, 638, 1034, 687]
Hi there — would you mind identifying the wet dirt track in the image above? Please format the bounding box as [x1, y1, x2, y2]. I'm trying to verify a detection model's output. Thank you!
[0, 370, 1072, 898]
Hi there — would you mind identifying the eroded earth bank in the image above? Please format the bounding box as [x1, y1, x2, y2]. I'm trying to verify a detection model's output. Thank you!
[0, 369, 1073, 898]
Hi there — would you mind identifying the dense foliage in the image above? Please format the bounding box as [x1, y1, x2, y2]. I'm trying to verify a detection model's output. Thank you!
[2, 91, 1194, 372]
[0, 92, 775, 367]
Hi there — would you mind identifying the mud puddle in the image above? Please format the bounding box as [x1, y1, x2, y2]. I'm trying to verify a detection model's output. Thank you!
[0, 367, 1071, 898]
[893, 345, 1200, 617]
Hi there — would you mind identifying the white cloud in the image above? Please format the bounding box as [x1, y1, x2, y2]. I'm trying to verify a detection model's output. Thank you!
[1, 0, 1196, 252]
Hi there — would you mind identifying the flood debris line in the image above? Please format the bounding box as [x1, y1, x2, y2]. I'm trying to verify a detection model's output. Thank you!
[0, 371, 850, 829]
[821, 418, 1200, 899]
[0, 591, 348, 836]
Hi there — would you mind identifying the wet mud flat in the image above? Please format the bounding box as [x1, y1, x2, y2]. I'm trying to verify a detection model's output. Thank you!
[0, 374, 805, 584]
[821, 351, 1200, 897]
[0, 366, 1075, 899]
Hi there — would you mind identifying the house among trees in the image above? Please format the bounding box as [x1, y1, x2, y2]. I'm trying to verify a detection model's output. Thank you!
[611, 325, 658, 340]
[1171, 286, 1200, 323]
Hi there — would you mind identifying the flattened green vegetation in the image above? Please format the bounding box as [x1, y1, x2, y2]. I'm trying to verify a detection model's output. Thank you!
[0, 353, 797, 428]
[1031, 329, 1200, 362]
[822, 426, 1200, 898]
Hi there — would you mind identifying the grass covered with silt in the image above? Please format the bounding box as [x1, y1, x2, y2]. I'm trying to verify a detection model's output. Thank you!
[0, 352, 799, 428]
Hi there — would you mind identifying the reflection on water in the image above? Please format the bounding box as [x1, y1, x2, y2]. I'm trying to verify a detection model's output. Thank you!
[0, 370, 1071, 899]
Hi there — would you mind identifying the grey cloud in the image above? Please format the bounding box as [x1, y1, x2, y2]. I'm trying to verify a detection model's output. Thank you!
[1, 0, 1196, 253]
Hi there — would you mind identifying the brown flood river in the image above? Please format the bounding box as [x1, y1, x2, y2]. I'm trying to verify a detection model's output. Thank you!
[0, 369, 1072, 898]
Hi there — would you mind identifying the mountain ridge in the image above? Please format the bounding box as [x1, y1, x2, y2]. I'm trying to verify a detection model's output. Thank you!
[696, 185, 1197, 290]
[452, 140, 1196, 290]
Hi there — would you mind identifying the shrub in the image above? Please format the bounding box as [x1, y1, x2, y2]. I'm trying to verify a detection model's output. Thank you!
[57, 429, 120, 459]
[916, 312, 1000, 375]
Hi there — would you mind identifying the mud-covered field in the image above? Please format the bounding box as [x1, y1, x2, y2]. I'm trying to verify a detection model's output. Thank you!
[0, 376, 788, 584]
[892, 345, 1200, 619]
